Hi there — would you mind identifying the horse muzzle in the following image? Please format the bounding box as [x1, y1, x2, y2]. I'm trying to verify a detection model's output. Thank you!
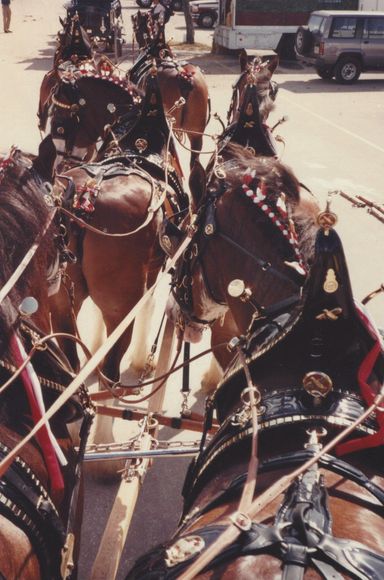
[165, 294, 207, 344]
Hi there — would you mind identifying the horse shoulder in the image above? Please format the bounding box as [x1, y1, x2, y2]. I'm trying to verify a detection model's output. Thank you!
[0, 516, 40, 578]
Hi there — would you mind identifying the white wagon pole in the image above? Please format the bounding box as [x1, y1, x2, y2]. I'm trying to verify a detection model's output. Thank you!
[90, 316, 176, 579]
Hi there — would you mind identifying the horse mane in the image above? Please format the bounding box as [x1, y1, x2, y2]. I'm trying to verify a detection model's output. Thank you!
[0, 151, 57, 354]
[220, 143, 319, 266]
[78, 74, 143, 99]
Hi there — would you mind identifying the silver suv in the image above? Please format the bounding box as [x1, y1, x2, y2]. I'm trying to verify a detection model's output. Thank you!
[295, 10, 384, 82]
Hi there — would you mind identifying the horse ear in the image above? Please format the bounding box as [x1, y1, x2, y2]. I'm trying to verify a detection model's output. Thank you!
[59, 16, 65, 28]
[239, 49, 248, 72]
[267, 54, 279, 75]
[189, 161, 207, 208]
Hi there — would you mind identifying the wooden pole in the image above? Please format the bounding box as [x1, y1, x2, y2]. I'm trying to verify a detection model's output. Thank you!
[90, 318, 176, 579]
[89, 433, 152, 580]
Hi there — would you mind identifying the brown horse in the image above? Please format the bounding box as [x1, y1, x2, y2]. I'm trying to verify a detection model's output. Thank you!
[38, 14, 95, 136]
[219, 49, 280, 160]
[198, 51, 282, 390]
[48, 70, 185, 377]
[47, 72, 188, 462]
[0, 149, 86, 578]
[127, 145, 384, 579]
[131, 10, 210, 168]
[167, 143, 319, 368]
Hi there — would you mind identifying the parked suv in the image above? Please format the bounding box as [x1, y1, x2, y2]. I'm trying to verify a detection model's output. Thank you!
[295, 10, 384, 82]
[135, 0, 182, 10]
[190, 0, 218, 29]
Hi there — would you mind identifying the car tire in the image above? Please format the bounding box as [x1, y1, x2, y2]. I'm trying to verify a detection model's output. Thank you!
[172, 0, 182, 10]
[334, 57, 361, 83]
[136, 0, 152, 8]
[315, 66, 333, 79]
[295, 26, 313, 55]
[199, 13, 215, 28]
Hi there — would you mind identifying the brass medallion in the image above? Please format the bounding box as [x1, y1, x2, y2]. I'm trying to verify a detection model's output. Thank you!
[135, 138, 148, 153]
[317, 210, 338, 230]
[165, 535, 205, 568]
[161, 235, 172, 252]
[323, 268, 338, 293]
[303, 371, 333, 398]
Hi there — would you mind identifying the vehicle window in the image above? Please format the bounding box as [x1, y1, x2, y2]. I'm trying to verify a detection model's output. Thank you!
[330, 17, 357, 38]
[364, 17, 384, 38]
[308, 15, 325, 33]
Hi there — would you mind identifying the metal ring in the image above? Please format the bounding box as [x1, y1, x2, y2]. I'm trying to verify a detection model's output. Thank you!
[240, 386, 261, 407]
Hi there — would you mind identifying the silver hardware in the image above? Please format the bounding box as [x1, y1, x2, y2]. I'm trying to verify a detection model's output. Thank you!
[19, 296, 39, 317]
[230, 511, 252, 531]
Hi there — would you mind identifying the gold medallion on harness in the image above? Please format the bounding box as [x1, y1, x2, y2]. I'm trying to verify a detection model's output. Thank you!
[303, 371, 333, 398]
[317, 210, 338, 230]
[323, 268, 339, 293]
[165, 535, 205, 568]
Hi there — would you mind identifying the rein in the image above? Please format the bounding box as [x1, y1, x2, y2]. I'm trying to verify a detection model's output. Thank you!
[0, 207, 58, 306]
[0, 222, 197, 478]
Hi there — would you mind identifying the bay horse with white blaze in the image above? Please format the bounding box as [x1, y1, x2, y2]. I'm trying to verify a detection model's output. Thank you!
[0, 149, 88, 579]
[127, 144, 384, 578]
[131, 10, 210, 168]
[46, 62, 143, 171]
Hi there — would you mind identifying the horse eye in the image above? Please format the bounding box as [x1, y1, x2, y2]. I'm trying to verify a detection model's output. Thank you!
[57, 127, 65, 135]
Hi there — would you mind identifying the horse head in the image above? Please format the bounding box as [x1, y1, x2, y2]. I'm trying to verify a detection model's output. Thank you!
[222, 51, 280, 157]
[116, 66, 175, 159]
[132, 9, 166, 50]
[167, 143, 319, 343]
[0, 147, 74, 339]
[228, 50, 279, 124]
[132, 10, 151, 48]
[47, 62, 142, 169]
[55, 13, 94, 67]
[0, 147, 86, 578]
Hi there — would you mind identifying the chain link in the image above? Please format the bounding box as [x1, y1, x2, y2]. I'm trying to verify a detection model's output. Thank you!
[83, 437, 203, 455]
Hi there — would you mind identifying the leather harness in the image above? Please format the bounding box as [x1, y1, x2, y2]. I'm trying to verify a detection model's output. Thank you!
[0, 441, 65, 579]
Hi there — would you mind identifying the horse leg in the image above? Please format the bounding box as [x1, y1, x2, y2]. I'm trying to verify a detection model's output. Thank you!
[202, 311, 239, 393]
[82, 240, 150, 479]
[127, 292, 157, 375]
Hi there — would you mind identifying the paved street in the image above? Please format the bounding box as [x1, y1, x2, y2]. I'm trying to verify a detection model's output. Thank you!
[1, 1, 384, 578]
